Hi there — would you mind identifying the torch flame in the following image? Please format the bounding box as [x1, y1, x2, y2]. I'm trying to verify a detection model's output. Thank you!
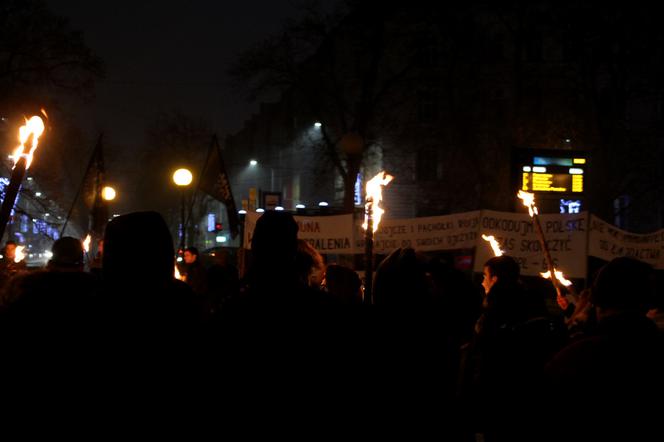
[540, 269, 573, 287]
[481, 234, 504, 257]
[174, 265, 185, 281]
[362, 171, 394, 232]
[517, 190, 539, 217]
[82, 235, 92, 253]
[14, 245, 25, 263]
[10, 115, 45, 170]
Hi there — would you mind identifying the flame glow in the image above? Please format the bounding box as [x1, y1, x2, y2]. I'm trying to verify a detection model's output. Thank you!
[517, 190, 539, 217]
[541, 269, 572, 287]
[10, 116, 45, 170]
[82, 235, 92, 253]
[101, 186, 116, 201]
[14, 246, 25, 263]
[362, 171, 394, 232]
[174, 265, 185, 281]
[481, 234, 504, 257]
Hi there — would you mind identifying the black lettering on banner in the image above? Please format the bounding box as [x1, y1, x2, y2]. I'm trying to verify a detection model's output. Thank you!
[546, 221, 565, 233]
[446, 232, 477, 247]
[307, 238, 351, 251]
[566, 219, 585, 232]
[298, 221, 321, 233]
[380, 225, 407, 237]
[458, 217, 478, 229]
[417, 222, 454, 233]
[415, 237, 445, 246]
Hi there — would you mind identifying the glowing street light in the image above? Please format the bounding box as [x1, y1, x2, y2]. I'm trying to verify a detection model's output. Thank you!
[249, 159, 258, 166]
[173, 168, 193, 187]
[101, 186, 116, 201]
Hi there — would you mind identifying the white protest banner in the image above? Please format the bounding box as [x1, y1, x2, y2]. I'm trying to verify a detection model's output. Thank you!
[352, 211, 481, 254]
[243, 212, 355, 254]
[588, 215, 664, 269]
[473, 210, 588, 278]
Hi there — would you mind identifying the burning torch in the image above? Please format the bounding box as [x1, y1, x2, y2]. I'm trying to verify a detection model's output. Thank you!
[0, 115, 46, 243]
[362, 171, 393, 304]
[481, 234, 504, 257]
[82, 234, 92, 264]
[14, 245, 26, 263]
[516, 190, 572, 310]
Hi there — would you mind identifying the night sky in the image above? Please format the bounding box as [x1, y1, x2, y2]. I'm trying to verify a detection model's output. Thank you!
[42, 0, 303, 211]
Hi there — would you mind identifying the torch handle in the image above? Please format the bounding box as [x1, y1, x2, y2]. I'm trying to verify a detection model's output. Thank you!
[364, 200, 374, 305]
[532, 213, 564, 298]
[0, 158, 27, 243]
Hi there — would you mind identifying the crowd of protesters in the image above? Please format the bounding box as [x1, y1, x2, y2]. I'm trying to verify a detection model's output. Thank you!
[0, 209, 662, 439]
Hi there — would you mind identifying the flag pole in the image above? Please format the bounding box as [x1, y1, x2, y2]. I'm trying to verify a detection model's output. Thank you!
[60, 133, 103, 237]
[184, 135, 215, 231]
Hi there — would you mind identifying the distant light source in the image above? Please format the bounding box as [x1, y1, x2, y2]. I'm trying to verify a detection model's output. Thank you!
[35, 192, 42, 197]
[522, 166, 532, 172]
[533, 166, 547, 173]
[256, 208, 265, 213]
[249, 159, 258, 166]
[173, 168, 193, 186]
[44, 213, 49, 217]
[238, 209, 247, 215]
[113, 214, 120, 218]
[216, 236, 227, 243]
[102, 186, 116, 201]
[565, 139, 571, 143]
[318, 201, 329, 207]
[176, 257, 183, 262]
[275, 206, 284, 211]
[569, 168, 584, 175]
[44, 251, 53, 259]
[314, 122, 322, 128]
[27, 177, 33, 181]
[295, 204, 305, 209]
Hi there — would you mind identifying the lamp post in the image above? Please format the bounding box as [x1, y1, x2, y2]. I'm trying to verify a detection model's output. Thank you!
[172, 168, 193, 254]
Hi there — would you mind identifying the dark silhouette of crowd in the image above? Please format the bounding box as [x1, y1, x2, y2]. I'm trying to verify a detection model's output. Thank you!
[0, 209, 662, 439]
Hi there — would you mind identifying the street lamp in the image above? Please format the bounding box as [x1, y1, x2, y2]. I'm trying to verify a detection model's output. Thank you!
[101, 186, 116, 201]
[172, 168, 193, 253]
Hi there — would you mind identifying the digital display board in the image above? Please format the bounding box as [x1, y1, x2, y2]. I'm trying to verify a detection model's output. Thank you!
[521, 172, 584, 193]
[520, 157, 586, 193]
